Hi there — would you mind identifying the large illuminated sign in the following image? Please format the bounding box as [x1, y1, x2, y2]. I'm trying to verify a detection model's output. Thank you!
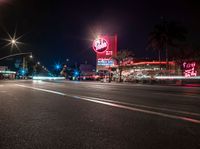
[93, 34, 117, 71]
[93, 38, 109, 53]
[183, 62, 197, 77]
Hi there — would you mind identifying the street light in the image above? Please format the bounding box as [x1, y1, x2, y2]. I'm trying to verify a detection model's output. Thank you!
[11, 39, 16, 44]
[0, 52, 33, 61]
[29, 54, 33, 59]
[4, 34, 20, 50]
[9, 38, 18, 50]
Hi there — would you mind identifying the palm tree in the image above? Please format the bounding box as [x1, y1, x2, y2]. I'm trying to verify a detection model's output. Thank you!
[147, 19, 187, 70]
[174, 45, 200, 63]
[113, 50, 134, 82]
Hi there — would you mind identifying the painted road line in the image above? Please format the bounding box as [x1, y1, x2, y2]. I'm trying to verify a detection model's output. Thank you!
[16, 83, 200, 117]
[75, 95, 200, 117]
[16, 84, 66, 96]
[73, 95, 200, 124]
[16, 84, 200, 124]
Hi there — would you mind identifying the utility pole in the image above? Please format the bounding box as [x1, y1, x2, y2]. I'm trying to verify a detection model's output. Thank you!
[22, 57, 26, 70]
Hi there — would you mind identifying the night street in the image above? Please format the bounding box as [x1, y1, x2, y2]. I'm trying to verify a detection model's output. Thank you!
[0, 80, 200, 149]
[1, 0, 200, 148]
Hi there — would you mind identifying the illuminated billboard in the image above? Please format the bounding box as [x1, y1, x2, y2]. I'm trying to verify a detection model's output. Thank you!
[93, 34, 117, 70]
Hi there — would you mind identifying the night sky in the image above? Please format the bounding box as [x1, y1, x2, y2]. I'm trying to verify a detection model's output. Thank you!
[0, 0, 199, 68]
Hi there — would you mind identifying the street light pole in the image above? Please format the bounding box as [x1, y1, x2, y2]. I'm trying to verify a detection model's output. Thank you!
[0, 52, 33, 79]
[0, 52, 32, 61]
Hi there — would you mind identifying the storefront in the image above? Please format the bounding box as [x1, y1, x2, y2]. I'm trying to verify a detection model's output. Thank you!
[112, 60, 200, 82]
[112, 60, 177, 82]
[0, 70, 16, 79]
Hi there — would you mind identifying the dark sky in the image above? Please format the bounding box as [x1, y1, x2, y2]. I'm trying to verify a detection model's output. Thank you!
[0, 0, 199, 67]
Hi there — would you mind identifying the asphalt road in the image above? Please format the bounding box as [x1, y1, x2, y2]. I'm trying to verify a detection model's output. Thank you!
[0, 80, 200, 149]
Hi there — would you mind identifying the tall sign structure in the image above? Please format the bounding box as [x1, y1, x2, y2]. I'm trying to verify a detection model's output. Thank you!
[92, 34, 117, 71]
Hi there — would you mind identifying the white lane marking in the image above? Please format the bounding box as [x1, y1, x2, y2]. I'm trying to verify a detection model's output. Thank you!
[75, 95, 200, 117]
[73, 95, 200, 124]
[16, 84, 200, 124]
[16, 83, 200, 117]
[16, 84, 66, 96]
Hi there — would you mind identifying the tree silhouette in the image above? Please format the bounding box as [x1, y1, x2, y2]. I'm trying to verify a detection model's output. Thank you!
[147, 19, 187, 69]
[113, 50, 134, 82]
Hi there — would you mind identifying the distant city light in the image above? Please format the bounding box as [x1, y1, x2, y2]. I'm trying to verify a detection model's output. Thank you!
[19, 69, 27, 76]
[33, 76, 65, 80]
[0, 70, 16, 74]
[74, 70, 79, 76]
[21, 70, 25, 75]
[55, 64, 61, 70]
[155, 76, 200, 80]
[11, 39, 16, 44]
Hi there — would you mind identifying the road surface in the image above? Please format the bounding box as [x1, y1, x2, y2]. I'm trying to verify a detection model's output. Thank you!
[0, 80, 200, 149]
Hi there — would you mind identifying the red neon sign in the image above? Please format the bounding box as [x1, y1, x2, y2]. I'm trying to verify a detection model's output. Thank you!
[93, 38, 109, 53]
[183, 62, 197, 77]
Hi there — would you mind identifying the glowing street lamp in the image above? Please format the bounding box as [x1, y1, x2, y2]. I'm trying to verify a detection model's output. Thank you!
[29, 54, 33, 59]
[11, 39, 16, 44]
[7, 37, 19, 50]
[3, 30, 25, 51]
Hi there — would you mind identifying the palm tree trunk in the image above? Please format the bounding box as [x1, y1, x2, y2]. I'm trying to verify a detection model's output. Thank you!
[158, 50, 161, 70]
[166, 43, 169, 73]
[119, 67, 122, 82]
